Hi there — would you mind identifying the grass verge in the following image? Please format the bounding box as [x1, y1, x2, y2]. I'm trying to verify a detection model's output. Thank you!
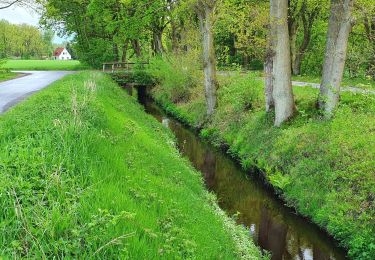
[2, 60, 88, 71]
[0, 71, 21, 82]
[0, 71, 264, 259]
[291, 74, 375, 90]
[148, 58, 375, 259]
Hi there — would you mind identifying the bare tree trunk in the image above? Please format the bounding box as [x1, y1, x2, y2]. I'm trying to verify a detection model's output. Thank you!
[318, 0, 354, 118]
[196, 0, 218, 117]
[271, 0, 295, 127]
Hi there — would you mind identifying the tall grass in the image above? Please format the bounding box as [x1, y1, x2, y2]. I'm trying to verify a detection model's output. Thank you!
[0, 71, 264, 259]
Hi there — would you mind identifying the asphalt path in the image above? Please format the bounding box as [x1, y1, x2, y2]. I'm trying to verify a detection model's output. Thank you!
[0, 71, 74, 114]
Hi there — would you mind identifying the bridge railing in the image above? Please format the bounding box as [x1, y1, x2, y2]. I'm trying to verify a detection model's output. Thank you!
[102, 62, 149, 73]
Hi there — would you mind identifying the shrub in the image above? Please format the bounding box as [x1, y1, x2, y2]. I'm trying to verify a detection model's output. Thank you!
[148, 54, 201, 103]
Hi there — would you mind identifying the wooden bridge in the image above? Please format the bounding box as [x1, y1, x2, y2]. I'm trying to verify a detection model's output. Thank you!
[102, 62, 149, 73]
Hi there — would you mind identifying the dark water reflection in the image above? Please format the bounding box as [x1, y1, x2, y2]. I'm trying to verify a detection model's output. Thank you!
[139, 94, 347, 260]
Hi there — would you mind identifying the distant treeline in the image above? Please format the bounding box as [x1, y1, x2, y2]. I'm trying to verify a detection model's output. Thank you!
[0, 20, 54, 59]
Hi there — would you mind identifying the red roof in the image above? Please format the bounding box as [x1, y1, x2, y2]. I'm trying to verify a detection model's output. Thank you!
[53, 47, 65, 57]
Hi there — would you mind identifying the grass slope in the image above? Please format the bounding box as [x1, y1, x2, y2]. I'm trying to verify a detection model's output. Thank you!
[2, 60, 88, 71]
[150, 65, 375, 259]
[0, 71, 264, 259]
[0, 71, 20, 82]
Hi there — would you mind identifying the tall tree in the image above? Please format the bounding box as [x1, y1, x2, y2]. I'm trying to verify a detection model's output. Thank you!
[195, 0, 218, 117]
[318, 0, 354, 117]
[270, 0, 295, 126]
[289, 0, 327, 75]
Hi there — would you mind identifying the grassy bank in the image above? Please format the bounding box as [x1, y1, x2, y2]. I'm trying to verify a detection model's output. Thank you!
[0, 71, 264, 258]
[148, 57, 375, 259]
[291, 74, 375, 90]
[1, 60, 88, 71]
[0, 71, 21, 82]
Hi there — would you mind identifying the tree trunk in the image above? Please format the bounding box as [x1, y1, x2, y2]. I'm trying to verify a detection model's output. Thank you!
[271, 0, 295, 127]
[132, 39, 141, 58]
[293, 3, 318, 76]
[265, 50, 274, 113]
[363, 13, 375, 78]
[243, 54, 249, 69]
[152, 31, 164, 55]
[171, 19, 179, 53]
[113, 42, 119, 62]
[318, 0, 354, 118]
[196, 0, 218, 117]
[292, 54, 303, 75]
[289, 21, 298, 75]
[265, 22, 275, 113]
[122, 39, 129, 63]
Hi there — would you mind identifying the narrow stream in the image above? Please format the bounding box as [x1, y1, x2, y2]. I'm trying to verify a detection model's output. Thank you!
[137, 89, 348, 260]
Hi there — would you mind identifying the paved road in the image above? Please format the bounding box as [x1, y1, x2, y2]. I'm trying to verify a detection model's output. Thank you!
[0, 71, 74, 114]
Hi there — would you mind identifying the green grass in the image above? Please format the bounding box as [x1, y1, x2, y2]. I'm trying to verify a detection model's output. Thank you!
[220, 70, 375, 90]
[0, 71, 264, 259]
[0, 71, 20, 82]
[149, 60, 375, 259]
[291, 74, 375, 90]
[2, 60, 88, 71]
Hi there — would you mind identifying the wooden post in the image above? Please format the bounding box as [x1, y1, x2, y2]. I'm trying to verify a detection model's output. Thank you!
[102, 64, 105, 72]
[112, 64, 114, 73]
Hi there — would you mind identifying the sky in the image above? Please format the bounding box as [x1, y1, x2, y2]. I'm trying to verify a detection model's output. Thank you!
[0, 5, 68, 44]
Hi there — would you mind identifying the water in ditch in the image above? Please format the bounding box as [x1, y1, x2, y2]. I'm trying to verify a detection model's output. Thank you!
[137, 91, 347, 260]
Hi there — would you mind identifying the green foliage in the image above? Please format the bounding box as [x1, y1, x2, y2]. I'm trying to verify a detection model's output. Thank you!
[215, 0, 268, 68]
[148, 55, 202, 103]
[151, 70, 375, 259]
[0, 20, 51, 59]
[0, 71, 264, 259]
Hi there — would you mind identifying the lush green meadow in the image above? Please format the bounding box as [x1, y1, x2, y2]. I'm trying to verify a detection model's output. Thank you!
[0, 71, 20, 82]
[1, 60, 88, 71]
[0, 71, 264, 259]
[148, 60, 375, 259]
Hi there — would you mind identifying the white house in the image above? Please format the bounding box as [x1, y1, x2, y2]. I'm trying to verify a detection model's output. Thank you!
[53, 47, 72, 60]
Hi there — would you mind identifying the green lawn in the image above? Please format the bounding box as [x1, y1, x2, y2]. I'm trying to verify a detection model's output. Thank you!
[149, 66, 375, 259]
[0, 71, 20, 82]
[0, 71, 264, 259]
[2, 60, 88, 71]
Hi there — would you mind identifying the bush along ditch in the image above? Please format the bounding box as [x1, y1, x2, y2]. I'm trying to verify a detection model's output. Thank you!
[147, 56, 375, 259]
[0, 71, 266, 259]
